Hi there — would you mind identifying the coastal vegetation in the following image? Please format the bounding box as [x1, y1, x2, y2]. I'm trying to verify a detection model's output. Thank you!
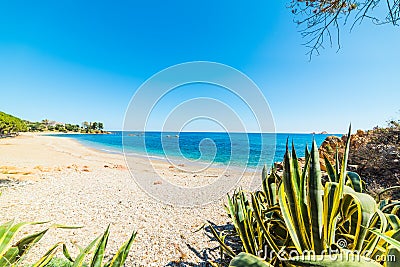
[210, 127, 400, 266]
[0, 111, 107, 135]
[0, 111, 27, 136]
[0, 195, 136, 267]
[26, 120, 106, 134]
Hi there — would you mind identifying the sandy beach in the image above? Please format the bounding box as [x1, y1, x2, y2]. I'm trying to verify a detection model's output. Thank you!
[0, 133, 260, 266]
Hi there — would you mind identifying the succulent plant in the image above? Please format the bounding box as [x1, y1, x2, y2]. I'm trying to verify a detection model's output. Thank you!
[0, 192, 136, 267]
[211, 126, 400, 266]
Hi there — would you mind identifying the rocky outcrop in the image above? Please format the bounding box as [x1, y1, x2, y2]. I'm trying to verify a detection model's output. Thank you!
[318, 130, 371, 170]
[318, 127, 400, 196]
[318, 136, 344, 171]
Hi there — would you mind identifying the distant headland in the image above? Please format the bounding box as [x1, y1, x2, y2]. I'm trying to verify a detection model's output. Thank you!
[0, 110, 110, 137]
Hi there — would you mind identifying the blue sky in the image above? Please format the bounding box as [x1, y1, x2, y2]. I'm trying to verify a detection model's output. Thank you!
[0, 1, 399, 133]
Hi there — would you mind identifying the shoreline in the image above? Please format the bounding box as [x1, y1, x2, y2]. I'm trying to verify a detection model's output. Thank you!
[0, 133, 261, 266]
[46, 132, 265, 173]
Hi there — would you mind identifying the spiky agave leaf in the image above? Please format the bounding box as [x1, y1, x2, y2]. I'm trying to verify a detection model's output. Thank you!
[66, 226, 136, 267]
[63, 243, 74, 262]
[323, 126, 352, 249]
[0, 247, 18, 266]
[342, 186, 377, 251]
[0, 220, 53, 266]
[32, 242, 63, 267]
[209, 225, 235, 258]
[279, 140, 313, 252]
[261, 165, 278, 207]
[251, 194, 280, 255]
[12, 229, 49, 264]
[370, 229, 400, 249]
[377, 186, 400, 202]
[72, 236, 100, 267]
[0, 221, 47, 256]
[346, 172, 363, 193]
[324, 153, 337, 183]
[227, 191, 259, 255]
[90, 225, 110, 267]
[361, 209, 387, 257]
[104, 231, 136, 267]
[305, 139, 324, 253]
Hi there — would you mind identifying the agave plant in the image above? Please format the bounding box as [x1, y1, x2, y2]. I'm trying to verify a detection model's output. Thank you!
[211, 127, 400, 266]
[0, 221, 136, 267]
[0, 192, 136, 267]
[62, 225, 136, 267]
[0, 217, 81, 267]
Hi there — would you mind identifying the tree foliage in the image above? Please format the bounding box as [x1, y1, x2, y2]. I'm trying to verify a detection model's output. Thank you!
[25, 120, 105, 133]
[1, 112, 105, 134]
[289, 0, 400, 57]
[81, 121, 104, 133]
[0, 111, 27, 134]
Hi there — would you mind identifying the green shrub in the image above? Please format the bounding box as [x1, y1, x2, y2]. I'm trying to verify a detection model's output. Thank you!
[0, 111, 27, 134]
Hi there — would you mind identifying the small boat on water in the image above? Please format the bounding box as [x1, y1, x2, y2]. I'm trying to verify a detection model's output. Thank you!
[165, 134, 179, 138]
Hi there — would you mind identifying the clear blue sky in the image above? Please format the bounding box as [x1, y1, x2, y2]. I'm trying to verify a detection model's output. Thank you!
[0, 1, 399, 133]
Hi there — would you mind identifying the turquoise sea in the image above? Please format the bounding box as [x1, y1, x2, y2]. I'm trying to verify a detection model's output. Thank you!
[52, 132, 340, 168]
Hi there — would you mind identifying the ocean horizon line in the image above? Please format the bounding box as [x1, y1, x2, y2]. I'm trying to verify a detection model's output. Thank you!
[104, 130, 345, 135]
[50, 131, 339, 168]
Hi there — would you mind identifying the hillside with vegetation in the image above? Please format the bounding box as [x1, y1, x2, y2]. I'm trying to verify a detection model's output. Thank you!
[0, 111, 27, 136]
[0, 111, 108, 135]
[26, 119, 107, 133]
